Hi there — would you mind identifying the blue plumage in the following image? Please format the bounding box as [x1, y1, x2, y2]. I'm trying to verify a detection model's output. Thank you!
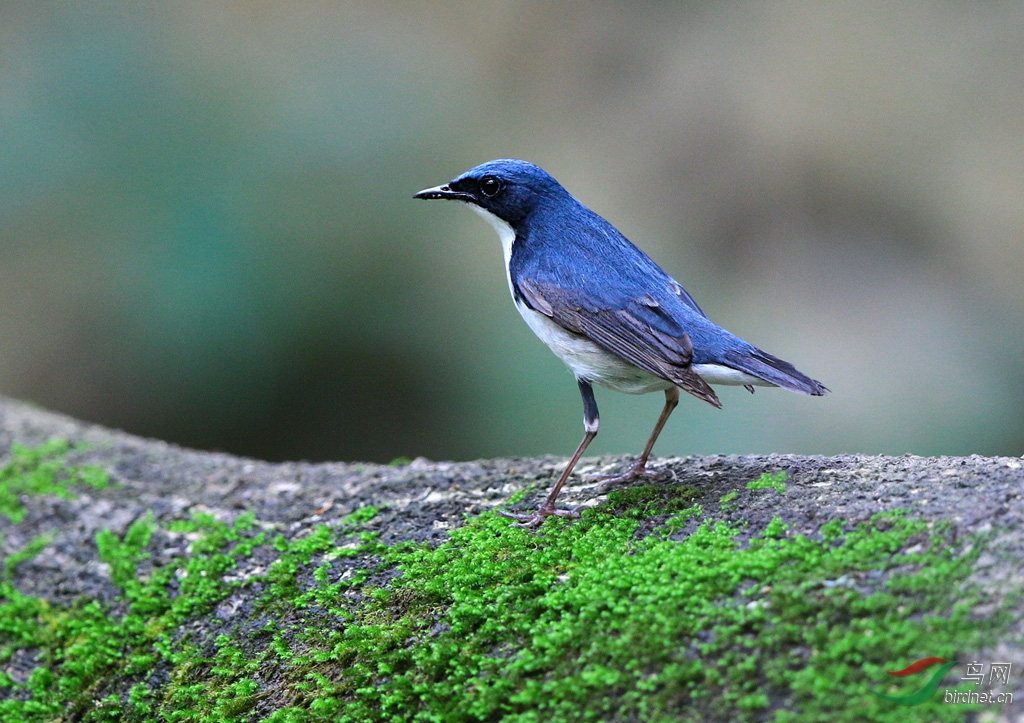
[510, 187, 822, 389]
[415, 159, 827, 528]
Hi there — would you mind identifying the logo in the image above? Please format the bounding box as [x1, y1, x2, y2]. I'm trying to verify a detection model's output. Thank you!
[872, 657, 957, 706]
[872, 657, 1014, 707]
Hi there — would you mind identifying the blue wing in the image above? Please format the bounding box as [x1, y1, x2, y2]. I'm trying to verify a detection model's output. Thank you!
[510, 202, 827, 398]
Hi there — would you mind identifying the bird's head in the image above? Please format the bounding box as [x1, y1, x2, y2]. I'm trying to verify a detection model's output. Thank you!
[414, 159, 565, 224]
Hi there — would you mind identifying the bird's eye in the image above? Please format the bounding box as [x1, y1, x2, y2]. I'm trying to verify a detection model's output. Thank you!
[480, 176, 503, 198]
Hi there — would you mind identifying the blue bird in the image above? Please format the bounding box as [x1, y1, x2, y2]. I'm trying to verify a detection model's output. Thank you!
[415, 159, 827, 528]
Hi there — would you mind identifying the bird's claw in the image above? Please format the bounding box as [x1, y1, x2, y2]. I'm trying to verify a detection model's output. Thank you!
[591, 462, 668, 494]
[499, 505, 580, 529]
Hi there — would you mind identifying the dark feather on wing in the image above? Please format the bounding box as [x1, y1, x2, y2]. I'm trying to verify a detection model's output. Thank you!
[518, 279, 722, 408]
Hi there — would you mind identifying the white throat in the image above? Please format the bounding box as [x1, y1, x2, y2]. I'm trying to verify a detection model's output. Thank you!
[467, 203, 517, 296]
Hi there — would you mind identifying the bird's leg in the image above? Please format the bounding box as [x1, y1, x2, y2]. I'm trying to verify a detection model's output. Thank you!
[593, 386, 679, 492]
[500, 380, 599, 529]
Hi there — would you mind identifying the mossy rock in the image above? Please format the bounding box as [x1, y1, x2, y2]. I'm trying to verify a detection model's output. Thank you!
[0, 397, 1022, 722]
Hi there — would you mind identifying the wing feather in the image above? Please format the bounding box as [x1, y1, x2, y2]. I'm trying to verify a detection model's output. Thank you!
[518, 278, 721, 408]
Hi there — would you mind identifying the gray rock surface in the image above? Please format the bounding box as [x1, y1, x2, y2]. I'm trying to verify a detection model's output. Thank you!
[1, 395, 1023, 720]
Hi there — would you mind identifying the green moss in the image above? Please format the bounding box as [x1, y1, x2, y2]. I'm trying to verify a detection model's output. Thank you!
[720, 490, 739, 512]
[600, 484, 701, 520]
[265, 506, 992, 723]
[0, 451, 1011, 722]
[2, 533, 53, 579]
[0, 495, 272, 721]
[747, 472, 787, 494]
[0, 438, 108, 523]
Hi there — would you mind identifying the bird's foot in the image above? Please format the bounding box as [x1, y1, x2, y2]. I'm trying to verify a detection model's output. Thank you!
[499, 505, 580, 529]
[591, 460, 667, 494]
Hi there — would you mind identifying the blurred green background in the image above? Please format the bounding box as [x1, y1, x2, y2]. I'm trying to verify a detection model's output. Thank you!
[1, 3, 1022, 463]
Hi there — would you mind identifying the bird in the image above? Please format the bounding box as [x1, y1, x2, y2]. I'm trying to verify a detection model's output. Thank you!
[414, 159, 827, 528]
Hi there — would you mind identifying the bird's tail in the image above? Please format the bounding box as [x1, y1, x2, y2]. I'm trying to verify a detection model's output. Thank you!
[723, 348, 828, 396]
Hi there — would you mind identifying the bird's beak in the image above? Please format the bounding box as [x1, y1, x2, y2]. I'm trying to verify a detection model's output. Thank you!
[413, 184, 471, 201]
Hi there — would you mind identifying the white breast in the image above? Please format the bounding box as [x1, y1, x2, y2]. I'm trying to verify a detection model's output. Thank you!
[516, 300, 673, 394]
